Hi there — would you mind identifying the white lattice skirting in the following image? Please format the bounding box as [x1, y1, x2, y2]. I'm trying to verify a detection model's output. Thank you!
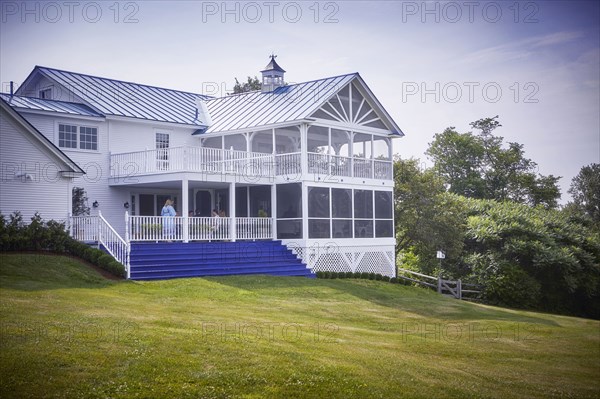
[288, 244, 396, 277]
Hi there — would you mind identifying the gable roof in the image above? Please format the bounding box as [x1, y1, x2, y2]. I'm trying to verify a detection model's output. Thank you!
[203, 73, 404, 136]
[18, 66, 212, 126]
[0, 98, 85, 175]
[0, 93, 103, 118]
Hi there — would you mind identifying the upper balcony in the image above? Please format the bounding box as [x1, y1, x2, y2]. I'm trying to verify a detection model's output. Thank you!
[109, 146, 393, 183]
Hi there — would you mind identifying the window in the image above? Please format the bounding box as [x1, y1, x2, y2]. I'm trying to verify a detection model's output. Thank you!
[39, 88, 51, 99]
[156, 132, 169, 170]
[59, 124, 77, 149]
[58, 124, 97, 150]
[79, 126, 97, 150]
[375, 191, 393, 237]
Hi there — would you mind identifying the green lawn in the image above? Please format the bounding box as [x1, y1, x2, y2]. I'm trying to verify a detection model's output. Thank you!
[1, 254, 599, 399]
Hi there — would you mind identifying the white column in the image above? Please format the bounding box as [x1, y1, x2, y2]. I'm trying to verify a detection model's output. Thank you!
[271, 184, 277, 240]
[229, 181, 236, 242]
[301, 182, 309, 240]
[300, 123, 308, 176]
[182, 178, 189, 243]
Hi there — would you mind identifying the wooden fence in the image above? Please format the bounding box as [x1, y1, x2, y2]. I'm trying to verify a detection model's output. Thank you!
[397, 268, 482, 300]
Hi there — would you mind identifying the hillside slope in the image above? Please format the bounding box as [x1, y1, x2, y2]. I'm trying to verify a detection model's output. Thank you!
[1, 254, 599, 398]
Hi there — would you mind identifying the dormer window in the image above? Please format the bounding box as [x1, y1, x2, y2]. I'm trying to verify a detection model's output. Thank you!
[39, 88, 52, 99]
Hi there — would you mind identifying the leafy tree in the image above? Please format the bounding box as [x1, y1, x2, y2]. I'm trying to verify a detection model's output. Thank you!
[393, 157, 466, 276]
[232, 76, 261, 94]
[461, 198, 600, 317]
[568, 163, 600, 224]
[426, 116, 561, 208]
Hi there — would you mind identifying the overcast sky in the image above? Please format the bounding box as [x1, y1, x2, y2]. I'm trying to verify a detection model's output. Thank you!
[1, 0, 598, 202]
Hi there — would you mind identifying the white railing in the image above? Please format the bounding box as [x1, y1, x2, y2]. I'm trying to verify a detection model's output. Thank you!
[128, 216, 273, 242]
[98, 211, 130, 277]
[111, 146, 275, 179]
[236, 217, 273, 240]
[111, 146, 392, 181]
[275, 152, 301, 176]
[68, 213, 130, 278]
[129, 215, 185, 241]
[189, 216, 230, 241]
[69, 215, 99, 242]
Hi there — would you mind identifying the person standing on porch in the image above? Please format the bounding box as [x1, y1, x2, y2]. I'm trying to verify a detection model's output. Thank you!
[161, 199, 176, 241]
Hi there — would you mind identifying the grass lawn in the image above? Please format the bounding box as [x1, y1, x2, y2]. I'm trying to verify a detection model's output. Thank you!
[1, 253, 599, 398]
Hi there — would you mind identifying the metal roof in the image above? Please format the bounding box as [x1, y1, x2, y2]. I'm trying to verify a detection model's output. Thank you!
[204, 73, 357, 133]
[0, 93, 103, 117]
[26, 66, 212, 126]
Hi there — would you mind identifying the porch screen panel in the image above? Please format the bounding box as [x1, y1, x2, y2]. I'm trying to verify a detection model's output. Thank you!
[249, 186, 271, 216]
[332, 188, 352, 238]
[375, 191, 393, 237]
[308, 187, 330, 238]
[354, 190, 373, 238]
[276, 183, 302, 239]
[251, 130, 273, 154]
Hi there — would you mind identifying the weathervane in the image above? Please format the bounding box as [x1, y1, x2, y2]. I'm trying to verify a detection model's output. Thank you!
[269, 53, 277, 59]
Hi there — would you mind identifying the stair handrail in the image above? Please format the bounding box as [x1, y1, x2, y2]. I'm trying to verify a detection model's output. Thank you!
[98, 211, 130, 278]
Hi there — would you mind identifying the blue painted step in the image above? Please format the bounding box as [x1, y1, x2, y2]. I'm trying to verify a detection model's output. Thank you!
[129, 240, 314, 280]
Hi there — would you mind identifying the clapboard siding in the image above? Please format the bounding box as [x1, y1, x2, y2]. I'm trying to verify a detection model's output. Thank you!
[0, 108, 71, 222]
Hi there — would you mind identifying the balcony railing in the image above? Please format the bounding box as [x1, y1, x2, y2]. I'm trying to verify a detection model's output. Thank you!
[307, 152, 393, 180]
[110, 146, 392, 180]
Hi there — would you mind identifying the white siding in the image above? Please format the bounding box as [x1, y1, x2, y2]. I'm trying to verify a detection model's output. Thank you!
[0, 109, 71, 222]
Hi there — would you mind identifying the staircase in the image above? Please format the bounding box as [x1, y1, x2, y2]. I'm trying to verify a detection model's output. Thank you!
[129, 240, 314, 280]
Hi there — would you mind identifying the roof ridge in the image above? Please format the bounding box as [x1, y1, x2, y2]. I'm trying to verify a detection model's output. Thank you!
[35, 65, 213, 98]
[209, 72, 359, 100]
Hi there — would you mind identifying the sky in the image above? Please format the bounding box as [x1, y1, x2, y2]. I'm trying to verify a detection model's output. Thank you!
[1, 0, 598, 203]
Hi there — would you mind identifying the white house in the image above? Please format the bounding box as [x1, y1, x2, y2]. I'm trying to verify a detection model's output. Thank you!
[0, 57, 404, 279]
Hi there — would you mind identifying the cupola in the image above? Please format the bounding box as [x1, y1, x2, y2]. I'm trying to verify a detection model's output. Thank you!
[261, 54, 285, 92]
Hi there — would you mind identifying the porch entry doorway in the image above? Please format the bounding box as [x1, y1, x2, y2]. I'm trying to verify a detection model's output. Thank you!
[137, 193, 179, 216]
[194, 190, 212, 217]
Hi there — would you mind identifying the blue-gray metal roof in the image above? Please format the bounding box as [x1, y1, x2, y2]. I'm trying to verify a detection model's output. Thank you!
[29, 66, 212, 126]
[0, 93, 103, 117]
[204, 73, 357, 133]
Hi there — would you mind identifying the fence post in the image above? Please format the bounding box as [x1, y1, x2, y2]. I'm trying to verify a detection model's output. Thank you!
[457, 279, 462, 300]
[437, 273, 442, 294]
[97, 211, 102, 249]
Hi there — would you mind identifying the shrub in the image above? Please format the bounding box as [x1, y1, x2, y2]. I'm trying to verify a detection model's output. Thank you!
[98, 254, 115, 269]
[316, 271, 324, 278]
[345, 272, 354, 279]
[375, 274, 383, 281]
[390, 277, 398, 284]
[360, 272, 369, 279]
[368, 273, 376, 280]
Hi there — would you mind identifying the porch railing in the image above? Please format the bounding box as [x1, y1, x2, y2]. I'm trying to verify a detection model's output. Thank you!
[68, 213, 130, 278]
[98, 212, 130, 277]
[110, 146, 392, 180]
[69, 215, 99, 242]
[127, 215, 274, 242]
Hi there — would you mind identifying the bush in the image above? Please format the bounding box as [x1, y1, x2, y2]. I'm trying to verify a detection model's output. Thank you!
[390, 277, 398, 284]
[0, 211, 125, 279]
[345, 272, 354, 279]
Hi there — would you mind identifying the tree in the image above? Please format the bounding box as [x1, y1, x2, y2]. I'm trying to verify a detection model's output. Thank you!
[72, 187, 90, 216]
[426, 116, 561, 208]
[461, 198, 600, 317]
[393, 157, 466, 276]
[232, 76, 261, 94]
[568, 163, 600, 224]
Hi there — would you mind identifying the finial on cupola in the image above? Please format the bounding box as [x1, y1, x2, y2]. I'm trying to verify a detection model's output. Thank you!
[261, 54, 286, 93]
